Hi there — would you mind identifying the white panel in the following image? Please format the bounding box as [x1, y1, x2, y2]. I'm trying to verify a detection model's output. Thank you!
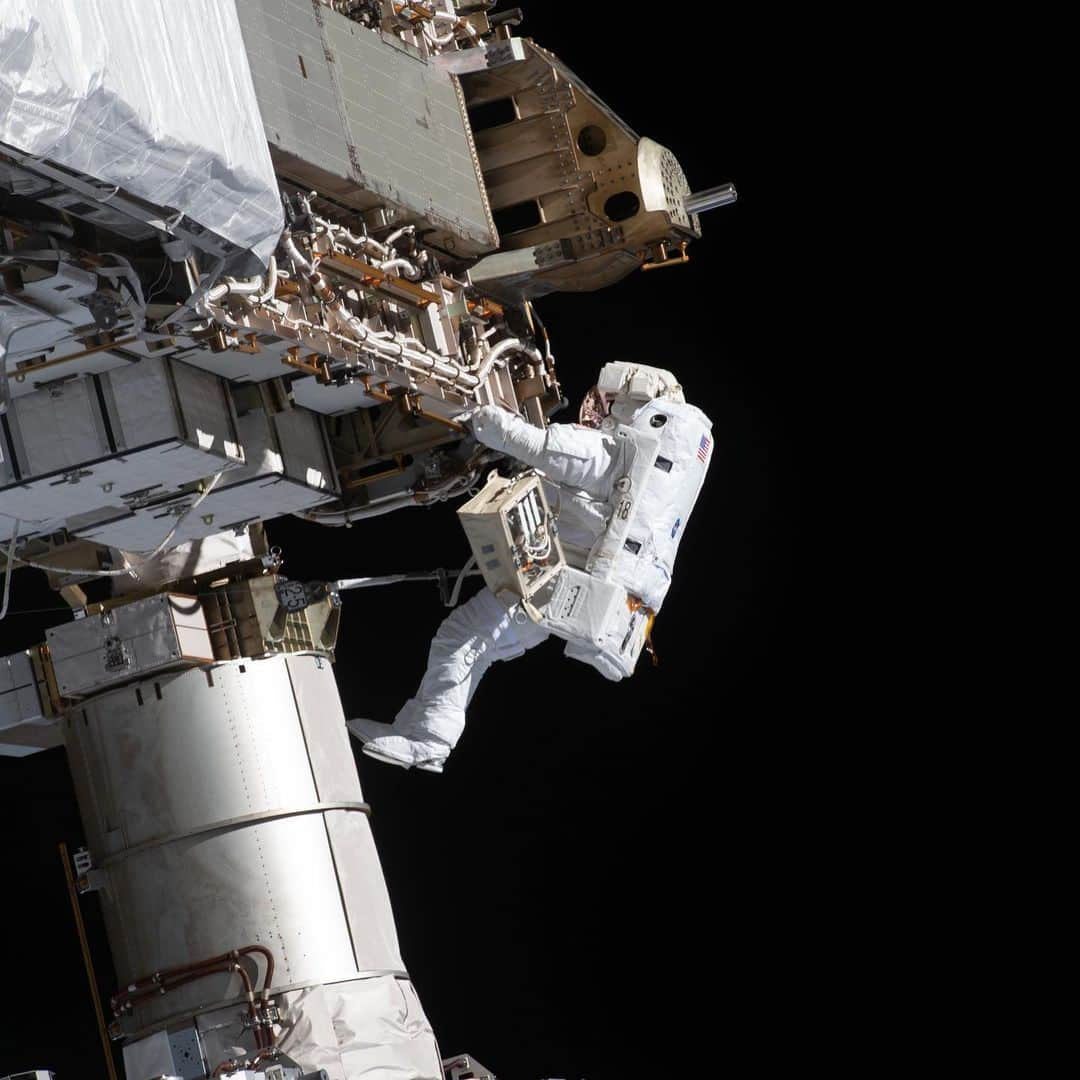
[80, 659, 319, 846]
[229, 407, 283, 484]
[8, 349, 135, 398]
[167, 477, 334, 543]
[75, 476, 330, 550]
[5, 376, 109, 476]
[1, 695, 27, 731]
[104, 357, 183, 448]
[0, 742, 40, 758]
[72, 507, 184, 553]
[3, 438, 243, 547]
[0, 512, 63, 543]
[273, 407, 335, 491]
[104, 357, 242, 467]
[0, 291, 79, 370]
[291, 376, 382, 415]
[0, 711, 61, 756]
[107, 440, 242, 496]
[171, 360, 240, 460]
[1, 684, 46, 730]
[122, 1031, 175, 1080]
[169, 594, 212, 630]
[0, 650, 34, 695]
[174, 624, 214, 661]
[112, 532, 255, 596]
[167, 345, 275, 383]
[0, 468, 129, 529]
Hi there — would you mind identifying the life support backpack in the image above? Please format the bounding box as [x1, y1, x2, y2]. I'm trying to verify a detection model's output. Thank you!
[540, 397, 713, 680]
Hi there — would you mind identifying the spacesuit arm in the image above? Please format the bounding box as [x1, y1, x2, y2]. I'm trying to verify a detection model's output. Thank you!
[470, 405, 620, 498]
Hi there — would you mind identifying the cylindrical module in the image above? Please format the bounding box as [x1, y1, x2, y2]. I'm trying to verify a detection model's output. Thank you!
[64, 653, 441, 1079]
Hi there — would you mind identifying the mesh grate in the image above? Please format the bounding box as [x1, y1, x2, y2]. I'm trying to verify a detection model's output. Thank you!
[659, 147, 700, 233]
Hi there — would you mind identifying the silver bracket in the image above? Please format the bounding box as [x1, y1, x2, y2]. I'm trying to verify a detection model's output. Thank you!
[77, 869, 107, 894]
[73, 847, 93, 876]
[73, 846, 105, 893]
[432, 37, 526, 74]
[444, 1054, 497, 1080]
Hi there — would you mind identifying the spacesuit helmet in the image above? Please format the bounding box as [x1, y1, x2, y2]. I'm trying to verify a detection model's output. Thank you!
[593, 361, 685, 425]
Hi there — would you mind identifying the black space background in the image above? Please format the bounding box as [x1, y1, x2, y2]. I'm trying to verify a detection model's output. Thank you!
[0, 10, 832, 1079]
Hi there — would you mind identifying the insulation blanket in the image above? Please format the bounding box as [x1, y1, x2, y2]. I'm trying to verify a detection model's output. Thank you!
[0, 0, 282, 261]
[277, 976, 443, 1080]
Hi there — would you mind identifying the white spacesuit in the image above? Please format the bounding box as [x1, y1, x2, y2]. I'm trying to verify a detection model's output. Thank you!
[348, 363, 714, 772]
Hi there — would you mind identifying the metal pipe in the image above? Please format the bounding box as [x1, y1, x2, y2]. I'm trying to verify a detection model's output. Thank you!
[38, 220, 76, 239]
[313, 215, 391, 260]
[327, 308, 480, 389]
[205, 270, 270, 303]
[273, 232, 488, 392]
[472, 337, 542, 384]
[684, 182, 738, 214]
[6, 335, 139, 377]
[377, 257, 420, 279]
[117, 961, 264, 1048]
[113, 945, 275, 1003]
[281, 233, 314, 275]
[0, 521, 18, 623]
[298, 491, 419, 526]
[383, 225, 415, 247]
[301, 461, 478, 526]
[256, 255, 279, 304]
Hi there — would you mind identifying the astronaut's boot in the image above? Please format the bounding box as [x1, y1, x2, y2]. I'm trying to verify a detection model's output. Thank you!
[347, 718, 449, 773]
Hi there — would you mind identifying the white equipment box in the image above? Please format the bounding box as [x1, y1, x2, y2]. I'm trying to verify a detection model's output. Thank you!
[75, 401, 337, 550]
[46, 593, 214, 698]
[0, 358, 244, 541]
[458, 471, 565, 603]
[539, 566, 651, 679]
[0, 649, 60, 758]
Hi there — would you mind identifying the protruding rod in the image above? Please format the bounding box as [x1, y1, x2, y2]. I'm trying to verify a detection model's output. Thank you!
[684, 183, 738, 214]
[334, 568, 483, 592]
[60, 842, 119, 1080]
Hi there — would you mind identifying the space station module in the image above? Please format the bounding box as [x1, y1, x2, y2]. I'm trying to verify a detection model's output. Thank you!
[1, 0, 734, 1074]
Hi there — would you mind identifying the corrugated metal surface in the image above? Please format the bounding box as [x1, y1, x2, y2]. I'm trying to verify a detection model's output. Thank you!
[238, 0, 354, 179]
[235, 0, 496, 250]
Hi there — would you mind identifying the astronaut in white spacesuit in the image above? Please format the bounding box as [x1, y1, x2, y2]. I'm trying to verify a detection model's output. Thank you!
[348, 362, 714, 772]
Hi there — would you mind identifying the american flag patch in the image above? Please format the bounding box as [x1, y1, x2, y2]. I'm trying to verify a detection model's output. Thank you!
[697, 434, 711, 463]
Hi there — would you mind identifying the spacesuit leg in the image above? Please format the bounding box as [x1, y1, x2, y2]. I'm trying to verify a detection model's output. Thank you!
[349, 587, 549, 770]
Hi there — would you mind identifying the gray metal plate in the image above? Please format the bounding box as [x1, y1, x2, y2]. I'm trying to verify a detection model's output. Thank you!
[235, 0, 495, 249]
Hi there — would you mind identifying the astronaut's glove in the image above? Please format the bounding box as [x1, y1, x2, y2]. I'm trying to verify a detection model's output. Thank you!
[468, 405, 545, 461]
[451, 403, 484, 427]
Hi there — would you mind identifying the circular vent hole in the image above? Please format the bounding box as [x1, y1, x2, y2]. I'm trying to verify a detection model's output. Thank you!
[604, 191, 640, 222]
[577, 125, 608, 156]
